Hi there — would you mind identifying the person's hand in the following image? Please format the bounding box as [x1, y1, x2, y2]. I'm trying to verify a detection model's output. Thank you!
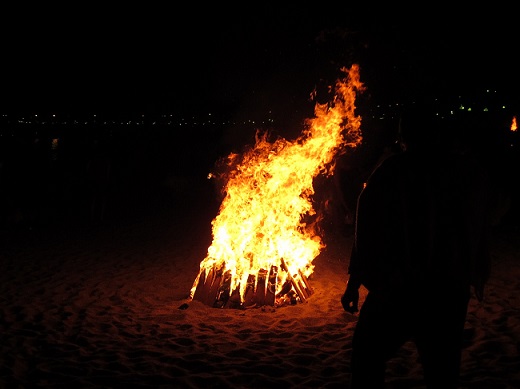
[341, 280, 360, 314]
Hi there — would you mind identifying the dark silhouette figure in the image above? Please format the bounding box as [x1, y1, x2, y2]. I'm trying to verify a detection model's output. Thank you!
[341, 106, 491, 388]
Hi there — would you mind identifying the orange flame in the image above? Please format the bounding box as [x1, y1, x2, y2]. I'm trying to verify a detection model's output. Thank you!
[512, 116, 517, 132]
[190, 65, 364, 306]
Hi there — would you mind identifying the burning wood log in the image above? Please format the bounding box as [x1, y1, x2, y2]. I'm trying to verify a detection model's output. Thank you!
[242, 274, 256, 307]
[191, 267, 208, 304]
[265, 266, 278, 306]
[253, 269, 267, 307]
[191, 261, 313, 309]
[214, 270, 232, 308]
[224, 287, 242, 309]
[280, 258, 313, 303]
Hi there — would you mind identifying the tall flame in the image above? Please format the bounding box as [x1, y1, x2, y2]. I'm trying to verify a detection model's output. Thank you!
[512, 116, 517, 132]
[190, 65, 364, 306]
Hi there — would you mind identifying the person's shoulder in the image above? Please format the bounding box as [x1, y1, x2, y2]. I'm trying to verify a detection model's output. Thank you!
[365, 152, 405, 187]
[373, 151, 408, 173]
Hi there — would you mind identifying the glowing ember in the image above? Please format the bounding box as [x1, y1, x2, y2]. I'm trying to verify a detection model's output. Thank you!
[189, 65, 364, 308]
[512, 116, 517, 132]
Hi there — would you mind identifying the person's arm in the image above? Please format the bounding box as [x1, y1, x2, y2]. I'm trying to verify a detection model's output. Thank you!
[341, 277, 361, 313]
[341, 244, 362, 313]
[340, 155, 398, 313]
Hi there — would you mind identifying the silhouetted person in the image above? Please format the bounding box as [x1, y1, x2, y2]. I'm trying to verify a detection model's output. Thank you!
[341, 105, 491, 388]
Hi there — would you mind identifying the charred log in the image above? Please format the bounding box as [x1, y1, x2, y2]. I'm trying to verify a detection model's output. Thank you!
[192, 261, 312, 309]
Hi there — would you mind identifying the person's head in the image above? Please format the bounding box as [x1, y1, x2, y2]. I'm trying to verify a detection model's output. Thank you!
[397, 103, 443, 152]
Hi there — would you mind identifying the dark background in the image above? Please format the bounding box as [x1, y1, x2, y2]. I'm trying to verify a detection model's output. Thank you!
[1, 5, 519, 233]
[2, 5, 518, 115]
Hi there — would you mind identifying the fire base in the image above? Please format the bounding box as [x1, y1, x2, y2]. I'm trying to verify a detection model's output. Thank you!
[192, 260, 313, 309]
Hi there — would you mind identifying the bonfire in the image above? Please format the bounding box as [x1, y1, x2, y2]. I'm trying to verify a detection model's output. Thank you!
[188, 64, 364, 309]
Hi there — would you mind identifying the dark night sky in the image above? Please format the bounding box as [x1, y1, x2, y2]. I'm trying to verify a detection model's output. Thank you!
[2, 5, 519, 117]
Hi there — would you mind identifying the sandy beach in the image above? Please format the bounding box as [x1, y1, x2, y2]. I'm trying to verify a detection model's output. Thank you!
[1, 172, 519, 389]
